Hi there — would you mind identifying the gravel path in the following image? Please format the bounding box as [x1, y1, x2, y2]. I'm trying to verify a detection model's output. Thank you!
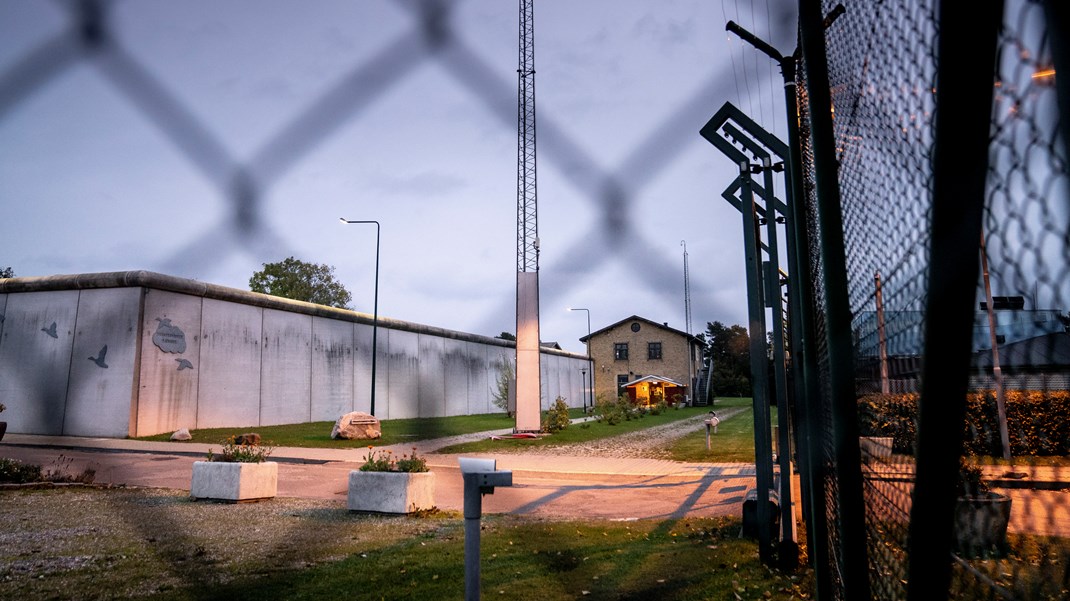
[472, 406, 749, 460]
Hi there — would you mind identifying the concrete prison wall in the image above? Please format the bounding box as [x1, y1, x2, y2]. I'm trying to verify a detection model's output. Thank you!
[0, 271, 588, 438]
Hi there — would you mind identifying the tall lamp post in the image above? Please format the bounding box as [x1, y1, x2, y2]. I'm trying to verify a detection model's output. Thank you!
[340, 218, 380, 417]
[568, 307, 592, 412]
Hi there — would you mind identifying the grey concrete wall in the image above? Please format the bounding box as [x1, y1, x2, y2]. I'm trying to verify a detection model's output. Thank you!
[260, 309, 313, 426]
[310, 317, 355, 422]
[0, 272, 589, 437]
[63, 288, 141, 438]
[0, 290, 80, 435]
[137, 289, 202, 437]
[197, 298, 263, 429]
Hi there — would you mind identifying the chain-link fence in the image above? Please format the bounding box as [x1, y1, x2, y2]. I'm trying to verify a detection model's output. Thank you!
[796, 0, 1069, 599]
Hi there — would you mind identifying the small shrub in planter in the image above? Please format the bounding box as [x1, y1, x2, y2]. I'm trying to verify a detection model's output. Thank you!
[191, 435, 277, 502]
[349, 447, 435, 513]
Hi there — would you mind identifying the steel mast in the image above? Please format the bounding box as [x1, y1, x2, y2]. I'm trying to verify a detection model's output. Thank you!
[514, 0, 541, 432]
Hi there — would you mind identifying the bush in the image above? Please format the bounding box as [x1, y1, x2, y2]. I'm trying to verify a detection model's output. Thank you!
[649, 398, 669, 416]
[858, 390, 1070, 457]
[595, 394, 644, 424]
[593, 393, 624, 425]
[0, 457, 42, 483]
[359, 447, 429, 472]
[542, 397, 571, 433]
[206, 435, 274, 463]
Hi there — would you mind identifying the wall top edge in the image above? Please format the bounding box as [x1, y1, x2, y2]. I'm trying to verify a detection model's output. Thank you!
[0, 270, 586, 359]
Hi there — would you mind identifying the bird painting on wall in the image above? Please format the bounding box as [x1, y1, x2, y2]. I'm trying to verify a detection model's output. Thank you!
[89, 345, 108, 369]
[176, 358, 194, 371]
[41, 321, 58, 338]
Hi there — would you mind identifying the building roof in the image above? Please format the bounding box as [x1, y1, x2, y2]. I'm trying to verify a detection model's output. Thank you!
[621, 375, 687, 388]
[972, 332, 1070, 371]
[579, 315, 703, 344]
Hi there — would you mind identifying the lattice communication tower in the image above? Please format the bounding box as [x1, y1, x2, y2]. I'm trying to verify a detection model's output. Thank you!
[516, 0, 538, 272]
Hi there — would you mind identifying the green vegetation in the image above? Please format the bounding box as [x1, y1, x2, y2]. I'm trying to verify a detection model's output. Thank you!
[0, 455, 96, 484]
[249, 256, 353, 309]
[137, 413, 519, 448]
[0, 488, 814, 601]
[358, 447, 429, 473]
[541, 397, 572, 433]
[438, 405, 710, 454]
[858, 391, 1070, 457]
[665, 398, 770, 463]
[205, 436, 275, 463]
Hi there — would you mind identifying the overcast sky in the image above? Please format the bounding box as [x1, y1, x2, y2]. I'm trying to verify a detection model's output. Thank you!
[0, 0, 799, 354]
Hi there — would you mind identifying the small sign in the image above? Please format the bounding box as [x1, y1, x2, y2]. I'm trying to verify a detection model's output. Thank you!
[152, 318, 187, 354]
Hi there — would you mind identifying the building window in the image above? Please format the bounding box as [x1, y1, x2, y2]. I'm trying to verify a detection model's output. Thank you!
[617, 374, 629, 393]
[614, 342, 629, 360]
[648, 342, 662, 360]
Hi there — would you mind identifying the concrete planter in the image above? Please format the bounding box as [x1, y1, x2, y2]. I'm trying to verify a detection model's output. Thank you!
[190, 461, 278, 502]
[953, 492, 1012, 558]
[348, 470, 435, 514]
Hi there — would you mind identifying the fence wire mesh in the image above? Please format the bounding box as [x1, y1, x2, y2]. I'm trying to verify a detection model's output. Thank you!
[800, 0, 1069, 599]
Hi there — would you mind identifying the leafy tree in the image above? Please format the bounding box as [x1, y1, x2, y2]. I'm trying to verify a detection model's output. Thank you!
[0, 267, 13, 279]
[702, 321, 752, 397]
[249, 257, 353, 309]
[496, 332, 516, 341]
[490, 359, 515, 416]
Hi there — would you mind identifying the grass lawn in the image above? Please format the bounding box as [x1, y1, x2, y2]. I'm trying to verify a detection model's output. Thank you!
[0, 487, 815, 601]
[435, 405, 713, 454]
[665, 397, 775, 464]
[136, 412, 524, 448]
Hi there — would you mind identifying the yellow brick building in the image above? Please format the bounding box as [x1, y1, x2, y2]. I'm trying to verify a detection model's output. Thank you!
[579, 315, 704, 405]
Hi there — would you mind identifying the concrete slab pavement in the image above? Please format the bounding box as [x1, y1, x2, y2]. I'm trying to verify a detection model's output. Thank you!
[0, 433, 758, 521]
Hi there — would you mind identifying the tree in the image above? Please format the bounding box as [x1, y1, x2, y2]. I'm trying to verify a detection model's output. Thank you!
[491, 359, 515, 416]
[0, 267, 14, 279]
[249, 257, 353, 309]
[496, 332, 516, 341]
[702, 321, 752, 397]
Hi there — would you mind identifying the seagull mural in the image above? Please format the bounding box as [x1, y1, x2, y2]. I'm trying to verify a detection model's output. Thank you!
[89, 345, 109, 369]
[176, 358, 194, 371]
[41, 321, 58, 338]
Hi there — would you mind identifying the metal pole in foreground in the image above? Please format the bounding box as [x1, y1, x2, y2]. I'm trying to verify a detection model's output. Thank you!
[460, 458, 513, 601]
[340, 218, 380, 416]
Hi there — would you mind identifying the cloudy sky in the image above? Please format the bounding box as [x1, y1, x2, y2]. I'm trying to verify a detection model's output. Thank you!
[0, 0, 798, 354]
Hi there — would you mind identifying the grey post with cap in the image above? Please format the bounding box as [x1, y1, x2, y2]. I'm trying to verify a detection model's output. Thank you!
[460, 457, 513, 601]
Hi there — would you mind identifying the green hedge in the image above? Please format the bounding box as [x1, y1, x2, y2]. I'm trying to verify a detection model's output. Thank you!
[858, 390, 1070, 457]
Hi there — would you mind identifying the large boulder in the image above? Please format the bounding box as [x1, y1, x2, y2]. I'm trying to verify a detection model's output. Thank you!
[331, 411, 382, 440]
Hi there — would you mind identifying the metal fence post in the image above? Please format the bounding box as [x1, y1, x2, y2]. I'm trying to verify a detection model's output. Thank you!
[798, 1, 871, 598]
[905, 2, 1003, 599]
[740, 162, 777, 564]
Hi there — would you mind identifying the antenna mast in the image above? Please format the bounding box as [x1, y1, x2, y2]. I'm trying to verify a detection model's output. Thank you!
[514, 0, 541, 432]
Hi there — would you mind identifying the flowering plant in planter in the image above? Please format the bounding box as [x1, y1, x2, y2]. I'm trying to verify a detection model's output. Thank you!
[205, 435, 274, 463]
[358, 447, 428, 472]
[191, 434, 277, 502]
[349, 447, 434, 513]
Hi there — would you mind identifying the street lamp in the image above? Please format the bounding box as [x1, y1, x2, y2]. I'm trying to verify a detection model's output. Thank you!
[567, 307, 592, 412]
[340, 218, 380, 417]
